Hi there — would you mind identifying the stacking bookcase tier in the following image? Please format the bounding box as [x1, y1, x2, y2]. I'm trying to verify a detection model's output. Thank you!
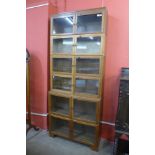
[48, 92, 100, 124]
[49, 114, 99, 148]
[49, 7, 107, 151]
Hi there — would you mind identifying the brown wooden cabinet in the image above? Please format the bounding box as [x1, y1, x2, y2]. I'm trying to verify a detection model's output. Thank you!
[48, 7, 107, 151]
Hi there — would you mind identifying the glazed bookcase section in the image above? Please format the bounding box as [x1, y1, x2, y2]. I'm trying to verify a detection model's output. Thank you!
[50, 95, 70, 117]
[51, 8, 107, 35]
[73, 99, 97, 123]
[51, 13, 75, 35]
[73, 122, 96, 144]
[75, 77, 100, 97]
[75, 35, 102, 55]
[51, 37, 74, 55]
[75, 56, 100, 75]
[51, 116, 70, 138]
[52, 57, 72, 73]
[52, 76, 72, 92]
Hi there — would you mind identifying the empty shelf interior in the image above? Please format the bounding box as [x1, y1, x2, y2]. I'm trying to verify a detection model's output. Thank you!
[53, 58, 72, 73]
[73, 123, 96, 144]
[74, 99, 96, 122]
[51, 95, 70, 116]
[75, 78, 99, 95]
[52, 117, 69, 135]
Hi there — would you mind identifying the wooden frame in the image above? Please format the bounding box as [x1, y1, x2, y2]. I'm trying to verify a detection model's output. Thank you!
[48, 7, 107, 151]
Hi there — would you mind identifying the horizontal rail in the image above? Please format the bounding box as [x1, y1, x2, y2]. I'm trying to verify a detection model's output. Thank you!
[26, 3, 49, 10]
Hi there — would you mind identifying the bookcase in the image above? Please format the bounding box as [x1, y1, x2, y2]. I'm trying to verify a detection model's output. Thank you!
[48, 7, 107, 151]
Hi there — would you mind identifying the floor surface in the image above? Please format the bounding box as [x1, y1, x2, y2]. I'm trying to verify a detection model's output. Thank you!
[26, 128, 113, 155]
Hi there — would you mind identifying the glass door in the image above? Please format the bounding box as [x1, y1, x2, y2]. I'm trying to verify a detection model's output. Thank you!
[51, 37, 74, 55]
[73, 122, 96, 144]
[75, 77, 100, 97]
[51, 13, 75, 35]
[73, 99, 97, 123]
[52, 57, 72, 74]
[75, 56, 101, 75]
[75, 35, 103, 55]
[50, 95, 70, 117]
[51, 116, 70, 137]
[52, 75, 72, 92]
[76, 9, 104, 34]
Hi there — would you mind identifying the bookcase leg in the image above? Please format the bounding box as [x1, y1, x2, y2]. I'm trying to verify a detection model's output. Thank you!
[90, 144, 99, 151]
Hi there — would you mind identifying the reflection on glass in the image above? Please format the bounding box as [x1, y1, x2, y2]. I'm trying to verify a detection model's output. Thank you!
[52, 96, 69, 115]
[74, 123, 95, 143]
[74, 99, 96, 121]
[77, 13, 102, 33]
[76, 58, 99, 74]
[76, 37, 101, 54]
[53, 58, 72, 73]
[75, 78, 99, 95]
[52, 16, 73, 34]
[53, 38, 73, 54]
[52, 117, 69, 135]
[53, 76, 72, 91]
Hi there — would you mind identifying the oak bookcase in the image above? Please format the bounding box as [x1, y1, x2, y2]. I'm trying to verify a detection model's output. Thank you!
[48, 7, 107, 151]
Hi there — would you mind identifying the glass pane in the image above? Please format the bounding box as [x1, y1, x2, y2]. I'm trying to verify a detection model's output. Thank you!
[75, 78, 99, 95]
[51, 96, 69, 116]
[53, 38, 73, 54]
[74, 99, 96, 121]
[52, 16, 73, 34]
[76, 58, 99, 74]
[53, 76, 72, 91]
[76, 36, 101, 54]
[74, 123, 95, 143]
[53, 58, 72, 73]
[52, 117, 69, 135]
[77, 13, 102, 33]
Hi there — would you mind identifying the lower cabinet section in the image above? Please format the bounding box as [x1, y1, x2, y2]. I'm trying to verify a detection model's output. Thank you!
[48, 92, 100, 151]
[49, 115, 99, 150]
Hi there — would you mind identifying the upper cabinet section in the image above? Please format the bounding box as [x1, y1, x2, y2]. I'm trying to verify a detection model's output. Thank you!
[50, 8, 107, 35]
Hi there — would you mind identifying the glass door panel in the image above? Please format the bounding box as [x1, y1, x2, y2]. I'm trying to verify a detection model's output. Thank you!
[51, 95, 70, 116]
[73, 123, 96, 144]
[53, 58, 72, 73]
[77, 13, 102, 33]
[51, 117, 69, 136]
[73, 99, 96, 122]
[53, 76, 72, 91]
[52, 37, 73, 54]
[75, 78, 99, 95]
[76, 36, 101, 54]
[76, 58, 100, 74]
[52, 16, 74, 34]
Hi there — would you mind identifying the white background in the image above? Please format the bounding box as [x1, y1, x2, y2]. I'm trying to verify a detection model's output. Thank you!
[0, 0, 155, 154]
